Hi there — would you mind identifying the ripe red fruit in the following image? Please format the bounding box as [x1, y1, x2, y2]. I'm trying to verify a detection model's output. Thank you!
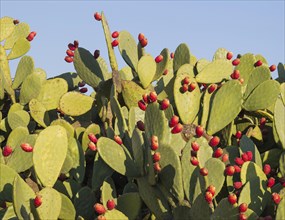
[272, 193, 281, 204]
[73, 40, 79, 48]
[213, 148, 223, 158]
[191, 141, 200, 152]
[190, 157, 199, 166]
[153, 162, 161, 172]
[231, 70, 240, 79]
[239, 203, 248, 213]
[111, 39, 119, 47]
[180, 84, 188, 93]
[255, 60, 263, 67]
[97, 215, 106, 220]
[234, 165, 241, 173]
[111, 31, 119, 38]
[78, 81, 86, 87]
[269, 64, 276, 72]
[34, 195, 42, 208]
[239, 213, 247, 220]
[64, 56, 73, 63]
[241, 153, 249, 162]
[208, 84, 217, 93]
[163, 69, 168, 75]
[88, 142, 97, 151]
[171, 123, 183, 134]
[155, 55, 163, 63]
[222, 153, 229, 162]
[267, 177, 275, 188]
[245, 151, 253, 161]
[205, 191, 213, 204]
[140, 38, 148, 47]
[207, 185, 216, 196]
[94, 203, 106, 214]
[226, 52, 233, 60]
[235, 131, 242, 139]
[182, 77, 190, 85]
[200, 167, 208, 176]
[239, 78, 244, 85]
[20, 143, 33, 152]
[153, 152, 161, 162]
[138, 100, 147, 111]
[138, 33, 145, 41]
[232, 58, 240, 66]
[188, 82, 196, 92]
[66, 49, 74, 57]
[94, 12, 102, 21]
[26, 32, 36, 41]
[225, 166, 235, 176]
[209, 136, 220, 147]
[94, 50, 100, 59]
[169, 115, 179, 128]
[228, 193, 237, 205]
[263, 164, 271, 175]
[160, 99, 170, 110]
[170, 52, 174, 59]
[151, 136, 159, 151]
[234, 181, 243, 190]
[136, 120, 145, 131]
[79, 87, 88, 93]
[106, 199, 116, 210]
[88, 133, 98, 144]
[151, 135, 158, 145]
[142, 93, 149, 103]
[235, 157, 244, 166]
[2, 146, 12, 157]
[149, 91, 157, 103]
[260, 117, 266, 126]
[68, 43, 76, 51]
[195, 126, 204, 137]
[114, 135, 123, 145]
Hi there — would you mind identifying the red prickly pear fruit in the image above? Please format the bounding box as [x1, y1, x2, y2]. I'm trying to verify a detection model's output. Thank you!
[208, 84, 217, 93]
[160, 99, 169, 110]
[195, 126, 204, 137]
[207, 185, 216, 196]
[20, 143, 33, 152]
[151, 141, 159, 151]
[225, 166, 235, 176]
[73, 40, 79, 48]
[260, 117, 266, 126]
[267, 177, 275, 188]
[140, 38, 148, 47]
[191, 141, 200, 152]
[188, 82, 196, 92]
[88, 142, 97, 151]
[209, 136, 220, 147]
[106, 199, 116, 210]
[149, 91, 157, 103]
[153, 162, 161, 172]
[170, 52, 174, 59]
[94, 12, 102, 21]
[235, 131, 242, 139]
[94, 203, 106, 214]
[34, 195, 42, 208]
[239, 213, 247, 220]
[222, 153, 229, 162]
[114, 135, 123, 145]
[111, 39, 119, 47]
[88, 133, 98, 144]
[111, 31, 119, 38]
[169, 115, 179, 128]
[97, 215, 106, 220]
[241, 152, 249, 162]
[163, 69, 168, 75]
[66, 49, 74, 57]
[78, 81, 86, 87]
[171, 123, 183, 134]
[190, 156, 199, 166]
[136, 120, 145, 131]
[155, 55, 163, 63]
[204, 191, 213, 204]
[228, 193, 237, 205]
[64, 56, 73, 63]
[13, 19, 20, 25]
[234, 165, 241, 173]
[246, 151, 253, 161]
[232, 58, 240, 66]
[182, 77, 190, 85]
[138, 33, 145, 41]
[239, 203, 248, 213]
[226, 51, 233, 60]
[68, 43, 76, 51]
[152, 152, 161, 162]
[142, 93, 149, 103]
[269, 64, 276, 72]
[26, 32, 36, 41]
[79, 87, 88, 93]
[231, 70, 240, 79]
[255, 60, 263, 67]
[263, 164, 271, 175]
[200, 167, 208, 176]
[234, 181, 243, 189]
[180, 84, 188, 93]
[151, 136, 159, 151]
[213, 148, 223, 158]
[272, 192, 281, 204]
[2, 146, 13, 157]
[94, 50, 100, 59]
[138, 100, 147, 111]
[235, 157, 244, 166]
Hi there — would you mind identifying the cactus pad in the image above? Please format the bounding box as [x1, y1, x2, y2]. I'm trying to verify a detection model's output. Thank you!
[29, 99, 50, 128]
[0, 16, 15, 41]
[235, 53, 256, 86]
[0, 164, 18, 202]
[173, 43, 191, 73]
[12, 55, 34, 89]
[7, 38, 30, 60]
[212, 198, 239, 220]
[137, 55, 156, 89]
[212, 48, 229, 61]
[116, 192, 142, 220]
[274, 97, 285, 149]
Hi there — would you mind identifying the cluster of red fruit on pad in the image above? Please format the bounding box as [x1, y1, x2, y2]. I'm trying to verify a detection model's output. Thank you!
[137, 91, 170, 112]
[150, 135, 161, 173]
[64, 40, 79, 63]
[180, 76, 197, 93]
[2, 142, 34, 157]
[87, 133, 98, 151]
[138, 33, 148, 48]
[93, 199, 116, 219]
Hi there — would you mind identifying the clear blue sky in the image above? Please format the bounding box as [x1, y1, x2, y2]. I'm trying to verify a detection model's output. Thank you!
[1, 1, 284, 79]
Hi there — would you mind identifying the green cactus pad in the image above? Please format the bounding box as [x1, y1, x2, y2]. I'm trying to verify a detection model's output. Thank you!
[131, 128, 145, 176]
[195, 58, 210, 74]
[243, 66, 271, 99]
[189, 193, 212, 220]
[261, 148, 283, 170]
[173, 205, 191, 220]
[51, 119, 74, 138]
[154, 48, 170, 81]
[212, 48, 229, 61]
[173, 43, 191, 73]
[137, 55, 156, 89]
[7, 110, 30, 130]
[239, 136, 262, 167]
[53, 179, 81, 200]
[243, 80, 280, 111]
[211, 198, 239, 220]
[0, 164, 18, 202]
[279, 152, 285, 177]
[238, 177, 271, 216]
[276, 192, 285, 220]
[36, 187, 62, 220]
[116, 192, 142, 220]
[240, 162, 267, 185]
[97, 56, 111, 80]
[207, 80, 242, 135]
[194, 138, 213, 167]
[0, 16, 15, 41]
[255, 54, 268, 64]
[58, 193, 76, 220]
[119, 66, 134, 80]
[33, 125, 68, 187]
[128, 107, 145, 134]
[274, 98, 285, 149]
[7, 38, 30, 60]
[12, 175, 35, 219]
[55, 72, 82, 91]
[0, 45, 12, 87]
[111, 96, 128, 137]
[81, 123, 100, 151]
[12, 56, 34, 89]
[2, 205, 17, 219]
[29, 99, 50, 128]
[59, 91, 95, 116]
[235, 53, 256, 85]
[104, 209, 128, 220]
[200, 87, 214, 127]
[102, 176, 117, 206]
[0, 68, 4, 99]
[123, 182, 139, 194]
[97, 137, 139, 177]
[280, 83, 285, 105]
[174, 73, 200, 124]
[73, 47, 104, 88]
[176, 63, 195, 78]
[195, 59, 233, 83]
[118, 31, 138, 72]
[4, 22, 29, 49]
